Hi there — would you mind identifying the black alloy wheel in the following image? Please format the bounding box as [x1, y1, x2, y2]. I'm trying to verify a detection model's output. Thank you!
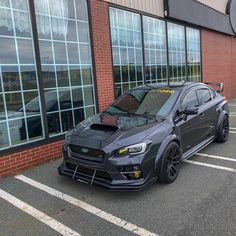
[158, 142, 181, 184]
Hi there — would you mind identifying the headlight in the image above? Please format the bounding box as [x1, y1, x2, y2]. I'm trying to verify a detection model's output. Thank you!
[116, 141, 151, 156]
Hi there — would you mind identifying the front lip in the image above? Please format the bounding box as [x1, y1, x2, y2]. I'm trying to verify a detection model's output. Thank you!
[58, 144, 157, 190]
[58, 162, 157, 191]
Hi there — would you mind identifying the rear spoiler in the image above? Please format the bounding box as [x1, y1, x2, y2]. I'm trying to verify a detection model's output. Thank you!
[204, 82, 224, 93]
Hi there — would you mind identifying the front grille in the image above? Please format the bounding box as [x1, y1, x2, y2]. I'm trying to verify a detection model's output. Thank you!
[69, 145, 105, 163]
[66, 162, 112, 182]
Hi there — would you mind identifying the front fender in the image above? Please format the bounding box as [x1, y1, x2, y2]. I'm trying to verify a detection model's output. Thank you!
[154, 134, 181, 172]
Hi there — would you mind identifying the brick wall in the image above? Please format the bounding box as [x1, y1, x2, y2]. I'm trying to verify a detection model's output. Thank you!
[89, 0, 115, 111]
[201, 29, 236, 99]
[0, 141, 64, 178]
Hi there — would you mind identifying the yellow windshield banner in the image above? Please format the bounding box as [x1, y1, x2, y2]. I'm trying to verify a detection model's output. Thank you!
[155, 89, 176, 94]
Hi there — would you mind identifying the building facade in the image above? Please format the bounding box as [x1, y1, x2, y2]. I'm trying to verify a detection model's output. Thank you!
[0, 0, 236, 177]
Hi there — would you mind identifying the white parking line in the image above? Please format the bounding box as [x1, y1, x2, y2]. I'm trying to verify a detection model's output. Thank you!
[15, 175, 158, 236]
[230, 131, 236, 134]
[230, 127, 236, 130]
[229, 104, 236, 106]
[184, 160, 236, 172]
[197, 153, 236, 162]
[230, 115, 236, 117]
[0, 188, 80, 236]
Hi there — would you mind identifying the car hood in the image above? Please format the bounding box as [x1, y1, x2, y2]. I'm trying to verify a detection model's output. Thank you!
[66, 113, 165, 151]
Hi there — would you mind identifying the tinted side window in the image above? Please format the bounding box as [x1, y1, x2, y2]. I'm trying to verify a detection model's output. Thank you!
[197, 89, 212, 105]
[209, 89, 216, 99]
[182, 90, 199, 111]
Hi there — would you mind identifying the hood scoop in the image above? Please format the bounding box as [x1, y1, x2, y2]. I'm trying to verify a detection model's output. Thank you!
[90, 123, 119, 133]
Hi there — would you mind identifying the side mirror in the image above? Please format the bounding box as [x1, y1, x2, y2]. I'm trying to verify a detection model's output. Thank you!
[183, 106, 199, 116]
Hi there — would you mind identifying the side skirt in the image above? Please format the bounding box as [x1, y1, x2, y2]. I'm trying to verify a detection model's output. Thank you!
[182, 136, 215, 160]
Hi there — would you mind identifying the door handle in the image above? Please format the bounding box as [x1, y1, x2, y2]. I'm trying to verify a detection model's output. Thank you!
[199, 113, 204, 119]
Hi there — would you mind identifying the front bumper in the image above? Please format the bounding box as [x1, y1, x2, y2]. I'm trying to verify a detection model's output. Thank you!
[58, 145, 157, 190]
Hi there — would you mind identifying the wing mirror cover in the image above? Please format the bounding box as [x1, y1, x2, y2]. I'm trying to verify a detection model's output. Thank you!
[183, 106, 199, 116]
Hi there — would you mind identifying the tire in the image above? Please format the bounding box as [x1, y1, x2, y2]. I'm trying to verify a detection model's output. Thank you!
[215, 115, 229, 143]
[157, 142, 181, 184]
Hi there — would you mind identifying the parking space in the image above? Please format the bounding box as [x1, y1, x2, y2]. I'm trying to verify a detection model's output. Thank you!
[0, 99, 236, 236]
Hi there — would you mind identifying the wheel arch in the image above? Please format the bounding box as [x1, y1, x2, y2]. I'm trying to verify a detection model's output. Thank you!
[217, 110, 228, 130]
[154, 134, 182, 172]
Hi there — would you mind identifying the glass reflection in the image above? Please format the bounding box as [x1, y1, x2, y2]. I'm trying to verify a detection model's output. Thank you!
[0, 8, 13, 36]
[2, 66, 20, 92]
[168, 23, 186, 82]
[0, 3, 44, 150]
[110, 8, 144, 98]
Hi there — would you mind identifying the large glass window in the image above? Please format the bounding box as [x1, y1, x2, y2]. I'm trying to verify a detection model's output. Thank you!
[186, 27, 201, 82]
[167, 23, 186, 82]
[0, 0, 44, 150]
[109, 7, 144, 98]
[110, 8, 202, 98]
[143, 16, 167, 84]
[34, 0, 96, 137]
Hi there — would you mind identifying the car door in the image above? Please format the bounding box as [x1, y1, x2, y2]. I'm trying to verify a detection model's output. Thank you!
[175, 89, 202, 153]
[196, 88, 217, 142]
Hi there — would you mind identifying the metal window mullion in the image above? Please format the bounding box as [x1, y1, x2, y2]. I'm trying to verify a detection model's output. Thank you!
[74, 0, 87, 119]
[199, 29, 202, 82]
[175, 26, 178, 82]
[28, 0, 49, 140]
[46, 0, 63, 134]
[124, 13, 130, 91]
[165, 21, 170, 85]
[86, 0, 97, 115]
[132, 14, 138, 86]
[140, 14, 145, 85]
[185, 26, 189, 82]
[157, 21, 163, 83]
[61, 0, 75, 127]
[9, 1, 29, 143]
[116, 10, 123, 94]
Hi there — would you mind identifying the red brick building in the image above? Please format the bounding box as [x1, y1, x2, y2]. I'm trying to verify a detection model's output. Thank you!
[0, 0, 236, 177]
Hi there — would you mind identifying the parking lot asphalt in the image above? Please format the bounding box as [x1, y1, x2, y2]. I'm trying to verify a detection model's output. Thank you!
[0, 100, 236, 236]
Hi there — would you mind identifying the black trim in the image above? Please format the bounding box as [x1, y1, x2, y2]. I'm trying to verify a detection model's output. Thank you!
[107, 6, 116, 101]
[140, 14, 146, 84]
[87, 0, 100, 112]
[166, 0, 235, 36]
[226, 0, 236, 35]
[199, 29, 203, 82]
[184, 26, 189, 82]
[165, 21, 170, 83]
[28, 0, 49, 139]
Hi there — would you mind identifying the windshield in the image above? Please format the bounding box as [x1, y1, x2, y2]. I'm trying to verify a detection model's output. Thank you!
[106, 88, 180, 118]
